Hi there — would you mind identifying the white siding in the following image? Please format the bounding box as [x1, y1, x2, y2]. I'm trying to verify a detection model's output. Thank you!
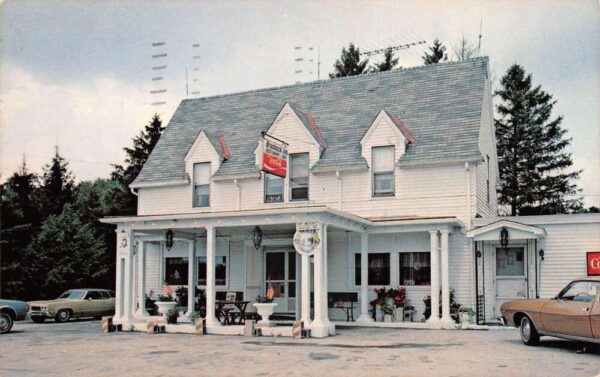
[360, 110, 406, 167]
[475, 79, 498, 218]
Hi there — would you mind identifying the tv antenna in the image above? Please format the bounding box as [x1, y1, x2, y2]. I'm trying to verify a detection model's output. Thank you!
[150, 41, 168, 107]
[293, 45, 319, 84]
[360, 40, 426, 56]
[478, 19, 483, 56]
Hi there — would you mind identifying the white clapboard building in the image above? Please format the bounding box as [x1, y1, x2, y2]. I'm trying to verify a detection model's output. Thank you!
[102, 57, 600, 337]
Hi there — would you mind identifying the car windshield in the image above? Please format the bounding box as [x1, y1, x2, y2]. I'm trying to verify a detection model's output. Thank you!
[57, 290, 86, 300]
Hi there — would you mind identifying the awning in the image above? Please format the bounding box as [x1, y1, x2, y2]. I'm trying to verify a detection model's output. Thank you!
[466, 219, 546, 241]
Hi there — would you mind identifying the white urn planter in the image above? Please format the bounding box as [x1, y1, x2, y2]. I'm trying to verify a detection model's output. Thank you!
[383, 314, 393, 323]
[253, 303, 278, 327]
[155, 301, 177, 316]
[393, 307, 404, 322]
[460, 312, 471, 324]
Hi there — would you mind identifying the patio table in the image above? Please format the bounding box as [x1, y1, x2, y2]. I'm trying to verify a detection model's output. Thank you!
[215, 300, 250, 325]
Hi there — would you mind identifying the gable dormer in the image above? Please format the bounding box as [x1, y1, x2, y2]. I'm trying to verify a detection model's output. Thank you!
[360, 109, 414, 168]
[185, 129, 230, 179]
[254, 103, 326, 168]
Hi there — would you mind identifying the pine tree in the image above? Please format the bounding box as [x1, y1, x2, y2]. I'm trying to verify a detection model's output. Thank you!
[374, 48, 399, 72]
[40, 147, 75, 217]
[329, 43, 369, 78]
[422, 39, 448, 65]
[495, 64, 582, 215]
[24, 204, 108, 299]
[111, 113, 165, 214]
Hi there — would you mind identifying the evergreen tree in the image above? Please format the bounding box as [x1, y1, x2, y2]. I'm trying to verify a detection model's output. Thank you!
[111, 113, 165, 214]
[40, 147, 75, 217]
[374, 48, 399, 72]
[329, 43, 369, 78]
[495, 64, 582, 215]
[422, 39, 448, 65]
[24, 204, 108, 299]
[0, 160, 40, 298]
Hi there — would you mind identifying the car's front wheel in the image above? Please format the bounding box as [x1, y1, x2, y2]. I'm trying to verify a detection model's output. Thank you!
[520, 316, 540, 346]
[55, 309, 71, 323]
[0, 312, 14, 334]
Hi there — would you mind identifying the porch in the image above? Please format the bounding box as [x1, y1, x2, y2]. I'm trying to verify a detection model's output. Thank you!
[101, 206, 466, 337]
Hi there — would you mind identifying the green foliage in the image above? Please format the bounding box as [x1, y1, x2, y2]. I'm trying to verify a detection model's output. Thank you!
[329, 43, 369, 78]
[24, 204, 108, 300]
[40, 148, 75, 218]
[373, 48, 399, 72]
[422, 39, 448, 65]
[495, 64, 582, 215]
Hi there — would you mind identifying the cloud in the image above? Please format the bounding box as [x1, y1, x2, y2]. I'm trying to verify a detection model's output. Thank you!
[573, 156, 600, 208]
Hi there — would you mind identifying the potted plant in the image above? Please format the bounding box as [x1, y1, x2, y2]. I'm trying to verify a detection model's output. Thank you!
[252, 286, 277, 327]
[165, 307, 179, 324]
[459, 307, 475, 324]
[175, 286, 188, 308]
[388, 287, 407, 322]
[155, 284, 177, 316]
[382, 304, 394, 323]
[370, 287, 387, 321]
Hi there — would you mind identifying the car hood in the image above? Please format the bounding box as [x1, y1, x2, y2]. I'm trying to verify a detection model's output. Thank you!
[29, 299, 74, 307]
[500, 298, 548, 312]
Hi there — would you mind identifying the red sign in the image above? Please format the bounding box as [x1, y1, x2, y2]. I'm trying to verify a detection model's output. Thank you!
[262, 138, 288, 177]
[587, 252, 600, 276]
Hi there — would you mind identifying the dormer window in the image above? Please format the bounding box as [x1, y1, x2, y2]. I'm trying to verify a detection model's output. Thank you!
[193, 162, 211, 207]
[264, 173, 284, 203]
[290, 153, 309, 201]
[372, 146, 395, 197]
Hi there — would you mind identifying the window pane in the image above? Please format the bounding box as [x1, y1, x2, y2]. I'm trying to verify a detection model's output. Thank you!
[194, 185, 210, 207]
[290, 153, 309, 200]
[368, 253, 390, 285]
[266, 252, 285, 280]
[373, 146, 395, 172]
[496, 248, 525, 276]
[165, 257, 188, 285]
[374, 173, 394, 195]
[193, 163, 211, 185]
[197, 256, 226, 286]
[288, 282, 296, 298]
[399, 252, 430, 286]
[265, 173, 284, 203]
[355, 254, 361, 285]
[288, 252, 296, 280]
[561, 281, 599, 302]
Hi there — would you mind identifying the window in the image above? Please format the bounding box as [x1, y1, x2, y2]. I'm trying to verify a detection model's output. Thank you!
[496, 248, 525, 276]
[165, 257, 188, 285]
[264, 173, 284, 203]
[197, 256, 227, 286]
[355, 253, 390, 285]
[193, 163, 211, 207]
[486, 154, 490, 204]
[559, 281, 600, 302]
[85, 291, 101, 300]
[399, 252, 431, 286]
[372, 146, 395, 197]
[290, 153, 309, 200]
[99, 291, 111, 299]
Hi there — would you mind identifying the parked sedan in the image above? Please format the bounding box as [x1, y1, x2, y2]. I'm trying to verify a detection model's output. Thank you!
[29, 289, 115, 323]
[0, 299, 29, 334]
[500, 277, 600, 346]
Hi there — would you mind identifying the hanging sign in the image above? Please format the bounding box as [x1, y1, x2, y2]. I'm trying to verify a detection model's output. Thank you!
[118, 232, 129, 256]
[293, 221, 321, 256]
[587, 252, 600, 276]
[262, 137, 288, 178]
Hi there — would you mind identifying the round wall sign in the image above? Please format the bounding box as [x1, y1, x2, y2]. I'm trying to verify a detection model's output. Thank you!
[293, 221, 321, 256]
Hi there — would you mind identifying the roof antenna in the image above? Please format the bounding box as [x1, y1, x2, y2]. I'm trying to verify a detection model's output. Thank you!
[478, 18, 483, 57]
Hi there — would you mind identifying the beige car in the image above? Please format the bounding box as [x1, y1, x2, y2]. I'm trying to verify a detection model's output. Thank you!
[29, 289, 115, 323]
[500, 277, 600, 346]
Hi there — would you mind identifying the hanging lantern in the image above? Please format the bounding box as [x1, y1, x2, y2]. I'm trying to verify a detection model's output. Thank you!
[165, 229, 174, 250]
[500, 227, 509, 249]
[253, 226, 263, 250]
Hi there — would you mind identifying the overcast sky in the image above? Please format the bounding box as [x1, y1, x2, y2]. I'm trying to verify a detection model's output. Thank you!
[1, 0, 599, 206]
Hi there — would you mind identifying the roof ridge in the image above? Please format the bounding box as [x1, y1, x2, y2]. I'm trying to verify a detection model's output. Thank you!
[181, 57, 489, 104]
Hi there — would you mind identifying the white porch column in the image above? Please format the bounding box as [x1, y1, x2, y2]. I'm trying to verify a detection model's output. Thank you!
[427, 230, 440, 323]
[300, 253, 311, 325]
[320, 225, 333, 333]
[135, 240, 148, 317]
[440, 230, 452, 324]
[356, 232, 373, 324]
[185, 239, 196, 317]
[123, 231, 136, 322]
[311, 223, 334, 337]
[205, 226, 217, 326]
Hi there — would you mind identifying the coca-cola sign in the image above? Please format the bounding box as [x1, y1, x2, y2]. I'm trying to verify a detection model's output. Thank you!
[262, 138, 288, 177]
[587, 252, 600, 276]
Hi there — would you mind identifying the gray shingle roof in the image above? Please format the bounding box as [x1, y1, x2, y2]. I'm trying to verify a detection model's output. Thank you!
[133, 57, 488, 185]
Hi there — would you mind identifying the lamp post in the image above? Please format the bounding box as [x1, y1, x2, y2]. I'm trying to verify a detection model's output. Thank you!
[253, 226, 262, 250]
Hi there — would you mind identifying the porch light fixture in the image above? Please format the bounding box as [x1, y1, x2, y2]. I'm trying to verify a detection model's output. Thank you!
[500, 227, 509, 249]
[253, 226, 263, 250]
[539, 248, 545, 261]
[165, 229, 174, 250]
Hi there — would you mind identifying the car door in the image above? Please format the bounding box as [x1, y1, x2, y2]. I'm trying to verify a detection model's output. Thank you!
[99, 291, 115, 316]
[588, 285, 600, 339]
[540, 280, 596, 338]
[83, 291, 104, 316]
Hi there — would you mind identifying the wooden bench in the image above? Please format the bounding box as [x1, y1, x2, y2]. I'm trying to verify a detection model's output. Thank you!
[311, 292, 358, 322]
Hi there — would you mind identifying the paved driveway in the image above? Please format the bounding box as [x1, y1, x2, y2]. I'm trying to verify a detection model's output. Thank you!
[1, 320, 598, 377]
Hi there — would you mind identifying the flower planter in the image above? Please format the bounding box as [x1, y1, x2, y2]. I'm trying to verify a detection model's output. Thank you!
[393, 307, 404, 322]
[375, 305, 383, 322]
[459, 312, 472, 324]
[383, 314, 392, 323]
[253, 303, 278, 327]
[155, 301, 177, 316]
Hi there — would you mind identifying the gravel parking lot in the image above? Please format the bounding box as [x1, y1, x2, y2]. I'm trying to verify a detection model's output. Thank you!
[1, 320, 598, 377]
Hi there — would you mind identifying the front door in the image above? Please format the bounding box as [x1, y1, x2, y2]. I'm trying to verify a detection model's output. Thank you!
[265, 250, 297, 313]
[495, 247, 527, 319]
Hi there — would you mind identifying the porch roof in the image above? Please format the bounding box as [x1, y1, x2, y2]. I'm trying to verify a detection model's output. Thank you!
[466, 219, 546, 241]
[100, 206, 464, 234]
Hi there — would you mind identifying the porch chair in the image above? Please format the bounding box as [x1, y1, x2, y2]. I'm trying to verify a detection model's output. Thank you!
[219, 291, 237, 325]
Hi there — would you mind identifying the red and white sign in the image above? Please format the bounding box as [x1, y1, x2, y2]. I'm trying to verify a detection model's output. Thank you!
[262, 138, 288, 177]
[587, 251, 600, 276]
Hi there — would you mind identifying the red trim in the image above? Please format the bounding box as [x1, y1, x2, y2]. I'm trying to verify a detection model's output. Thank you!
[393, 116, 416, 144]
[218, 135, 230, 160]
[587, 251, 600, 276]
[305, 113, 328, 148]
